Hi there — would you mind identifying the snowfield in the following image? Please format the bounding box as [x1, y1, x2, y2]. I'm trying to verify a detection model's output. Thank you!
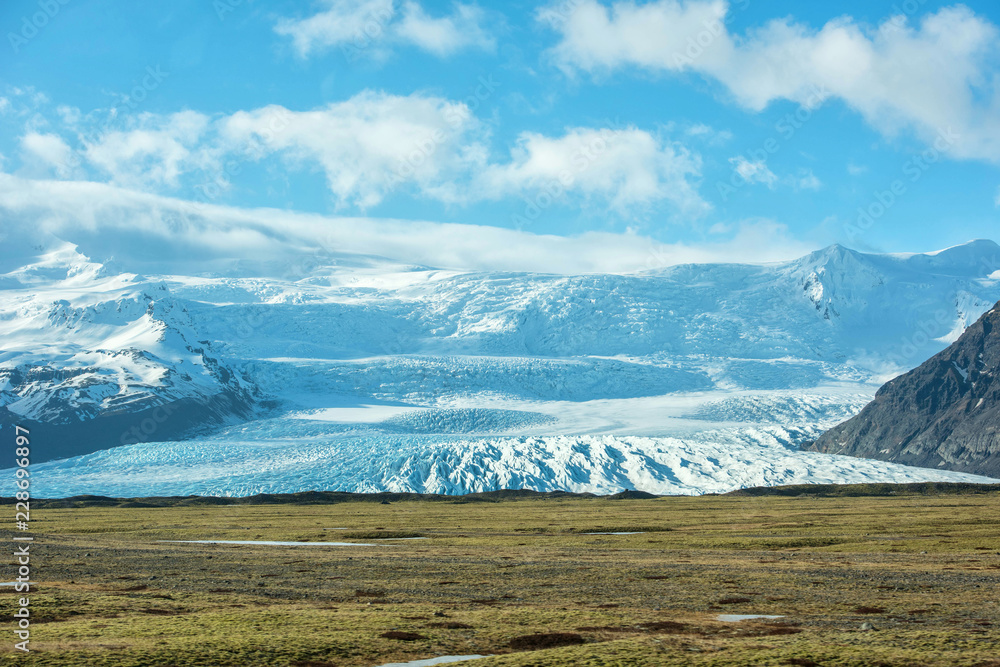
[3, 238, 1000, 497]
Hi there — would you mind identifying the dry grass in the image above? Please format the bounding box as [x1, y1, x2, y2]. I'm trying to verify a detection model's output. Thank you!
[1, 490, 998, 665]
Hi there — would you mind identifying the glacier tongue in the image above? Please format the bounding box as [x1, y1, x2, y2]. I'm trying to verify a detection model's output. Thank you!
[29, 426, 998, 498]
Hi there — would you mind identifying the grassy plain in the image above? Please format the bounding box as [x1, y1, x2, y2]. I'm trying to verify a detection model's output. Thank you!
[2, 486, 999, 666]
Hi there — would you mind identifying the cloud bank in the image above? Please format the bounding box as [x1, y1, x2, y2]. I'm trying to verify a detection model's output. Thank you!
[0, 174, 811, 276]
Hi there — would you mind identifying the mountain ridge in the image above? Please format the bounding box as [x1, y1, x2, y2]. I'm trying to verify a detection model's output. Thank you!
[806, 302, 1000, 477]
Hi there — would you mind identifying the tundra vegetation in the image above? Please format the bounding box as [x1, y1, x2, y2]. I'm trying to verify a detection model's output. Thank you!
[3, 484, 999, 666]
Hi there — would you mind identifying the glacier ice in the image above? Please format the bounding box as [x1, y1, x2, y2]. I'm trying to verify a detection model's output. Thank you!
[3, 240, 1000, 497]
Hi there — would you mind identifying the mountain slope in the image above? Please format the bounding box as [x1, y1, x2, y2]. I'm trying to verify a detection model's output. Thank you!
[0, 245, 262, 460]
[806, 303, 1000, 477]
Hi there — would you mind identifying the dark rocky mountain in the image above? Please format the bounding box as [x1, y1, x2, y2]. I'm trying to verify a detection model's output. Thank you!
[805, 303, 1000, 478]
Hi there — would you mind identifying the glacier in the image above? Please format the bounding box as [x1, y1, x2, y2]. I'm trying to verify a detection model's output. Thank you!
[3, 237, 1000, 497]
[29, 423, 998, 498]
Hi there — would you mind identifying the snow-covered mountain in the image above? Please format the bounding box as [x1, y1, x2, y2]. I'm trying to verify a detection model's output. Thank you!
[3, 237, 1000, 496]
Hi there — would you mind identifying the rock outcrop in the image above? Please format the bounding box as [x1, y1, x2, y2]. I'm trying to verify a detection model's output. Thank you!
[806, 303, 1000, 477]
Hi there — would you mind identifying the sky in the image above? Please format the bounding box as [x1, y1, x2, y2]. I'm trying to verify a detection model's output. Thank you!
[1, 0, 999, 272]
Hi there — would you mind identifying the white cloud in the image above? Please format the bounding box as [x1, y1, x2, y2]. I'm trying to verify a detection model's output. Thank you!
[82, 111, 210, 188]
[219, 92, 484, 209]
[395, 1, 495, 56]
[847, 162, 868, 176]
[544, 1, 1000, 162]
[729, 156, 777, 187]
[14, 91, 708, 218]
[274, 0, 395, 58]
[56, 105, 81, 126]
[219, 96, 707, 214]
[544, 0, 730, 74]
[728, 157, 820, 192]
[2, 86, 49, 113]
[793, 169, 822, 190]
[20, 132, 76, 177]
[685, 123, 732, 145]
[274, 0, 493, 59]
[0, 174, 812, 275]
[480, 126, 708, 214]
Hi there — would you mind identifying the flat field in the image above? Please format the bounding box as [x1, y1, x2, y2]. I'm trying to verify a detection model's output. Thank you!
[3, 486, 1000, 666]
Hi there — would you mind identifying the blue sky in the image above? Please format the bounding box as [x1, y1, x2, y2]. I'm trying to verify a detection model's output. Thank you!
[1, 0, 999, 271]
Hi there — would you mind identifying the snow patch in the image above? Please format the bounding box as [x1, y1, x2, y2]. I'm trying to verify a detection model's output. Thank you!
[953, 362, 969, 382]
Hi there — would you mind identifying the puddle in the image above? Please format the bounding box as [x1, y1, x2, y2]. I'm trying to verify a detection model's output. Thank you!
[158, 540, 378, 547]
[582, 532, 645, 535]
[0, 582, 24, 587]
[374, 656, 489, 667]
[717, 614, 785, 623]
